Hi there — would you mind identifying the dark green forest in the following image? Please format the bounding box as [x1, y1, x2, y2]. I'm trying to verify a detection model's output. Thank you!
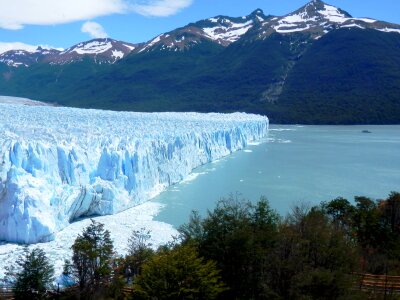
[5, 191, 400, 300]
[1, 28, 400, 124]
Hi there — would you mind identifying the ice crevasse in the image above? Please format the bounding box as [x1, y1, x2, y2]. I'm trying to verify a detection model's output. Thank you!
[0, 102, 269, 244]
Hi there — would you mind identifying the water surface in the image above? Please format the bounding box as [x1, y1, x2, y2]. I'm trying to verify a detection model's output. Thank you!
[152, 125, 400, 227]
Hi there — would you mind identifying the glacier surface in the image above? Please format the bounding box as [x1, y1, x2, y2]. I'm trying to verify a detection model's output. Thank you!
[0, 100, 268, 244]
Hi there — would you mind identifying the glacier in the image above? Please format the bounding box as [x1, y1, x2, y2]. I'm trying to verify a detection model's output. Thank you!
[0, 100, 268, 244]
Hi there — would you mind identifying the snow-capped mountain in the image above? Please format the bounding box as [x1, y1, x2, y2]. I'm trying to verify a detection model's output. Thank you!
[235, 0, 400, 42]
[133, 9, 269, 53]
[2, 1, 400, 66]
[55, 38, 139, 64]
[0, 47, 60, 67]
[134, 0, 400, 52]
[0, 38, 138, 67]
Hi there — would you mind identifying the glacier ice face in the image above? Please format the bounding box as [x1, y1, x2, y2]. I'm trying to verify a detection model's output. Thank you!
[0, 100, 268, 244]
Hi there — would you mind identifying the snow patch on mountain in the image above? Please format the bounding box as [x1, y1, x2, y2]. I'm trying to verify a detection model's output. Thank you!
[139, 34, 163, 52]
[274, 12, 315, 33]
[319, 4, 348, 23]
[281, 13, 317, 24]
[341, 24, 365, 29]
[0, 59, 26, 67]
[0, 99, 268, 244]
[378, 27, 400, 34]
[256, 15, 265, 22]
[69, 40, 113, 55]
[112, 50, 124, 59]
[203, 20, 253, 43]
[276, 25, 311, 33]
[123, 43, 136, 51]
[175, 36, 185, 42]
[355, 18, 376, 24]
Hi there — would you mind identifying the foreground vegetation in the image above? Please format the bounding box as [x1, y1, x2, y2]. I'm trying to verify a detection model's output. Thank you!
[4, 191, 400, 299]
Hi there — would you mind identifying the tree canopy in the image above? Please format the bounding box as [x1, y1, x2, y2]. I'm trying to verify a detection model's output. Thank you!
[8, 191, 400, 300]
[13, 247, 54, 300]
[69, 219, 114, 297]
[133, 243, 226, 300]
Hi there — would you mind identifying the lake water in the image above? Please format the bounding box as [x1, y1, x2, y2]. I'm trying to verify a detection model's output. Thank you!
[152, 125, 400, 227]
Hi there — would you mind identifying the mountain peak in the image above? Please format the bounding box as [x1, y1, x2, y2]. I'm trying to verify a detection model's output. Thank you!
[133, 9, 267, 52]
[264, 0, 354, 36]
[247, 8, 270, 23]
[307, 0, 327, 6]
[298, 0, 352, 19]
[250, 9, 264, 16]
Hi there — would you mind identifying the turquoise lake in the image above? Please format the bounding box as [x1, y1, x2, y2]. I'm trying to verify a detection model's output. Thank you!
[152, 125, 400, 227]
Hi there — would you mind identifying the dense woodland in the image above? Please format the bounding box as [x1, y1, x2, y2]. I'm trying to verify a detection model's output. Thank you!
[1, 29, 400, 124]
[3, 191, 400, 299]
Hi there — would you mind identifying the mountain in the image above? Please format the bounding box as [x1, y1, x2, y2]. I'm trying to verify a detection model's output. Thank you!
[132, 9, 269, 53]
[0, 38, 138, 66]
[0, 47, 60, 67]
[55, 38, 138, 64]
[1, 0, 400, 124]
[255, 0, 400, 39]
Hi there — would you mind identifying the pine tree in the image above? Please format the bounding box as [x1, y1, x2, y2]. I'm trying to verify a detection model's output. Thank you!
[125, 227, 154, 281]
[70, 219, 114, 296]
[13, 247, 54, 300]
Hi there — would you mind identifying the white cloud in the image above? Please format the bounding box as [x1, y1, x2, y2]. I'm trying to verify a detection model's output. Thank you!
[81, 21, 108, 39]
[0, 0, 193, 30]
[0, 42, 38, 54]
[0, 42, 63, 54]
[128, 0, 193, 17]
[0, 0, 123, 30]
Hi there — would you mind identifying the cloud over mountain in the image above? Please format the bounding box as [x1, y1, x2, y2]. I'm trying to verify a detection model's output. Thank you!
[128, 0, 193, 17]
[0, 0, 192, 29]
[0, 42, 63, 54]
[81, 21, 108, 39]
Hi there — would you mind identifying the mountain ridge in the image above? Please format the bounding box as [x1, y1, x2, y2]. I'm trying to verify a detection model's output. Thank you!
[1, 0, 400, 124]
[2, 0, 399, 66]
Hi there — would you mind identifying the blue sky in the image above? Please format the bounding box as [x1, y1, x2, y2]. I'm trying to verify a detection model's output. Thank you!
[0, 0, 399, 51]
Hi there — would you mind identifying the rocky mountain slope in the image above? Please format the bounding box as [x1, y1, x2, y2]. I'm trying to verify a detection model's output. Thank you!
[1, 0, 400, 124]
[0, 38, 138, 66]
